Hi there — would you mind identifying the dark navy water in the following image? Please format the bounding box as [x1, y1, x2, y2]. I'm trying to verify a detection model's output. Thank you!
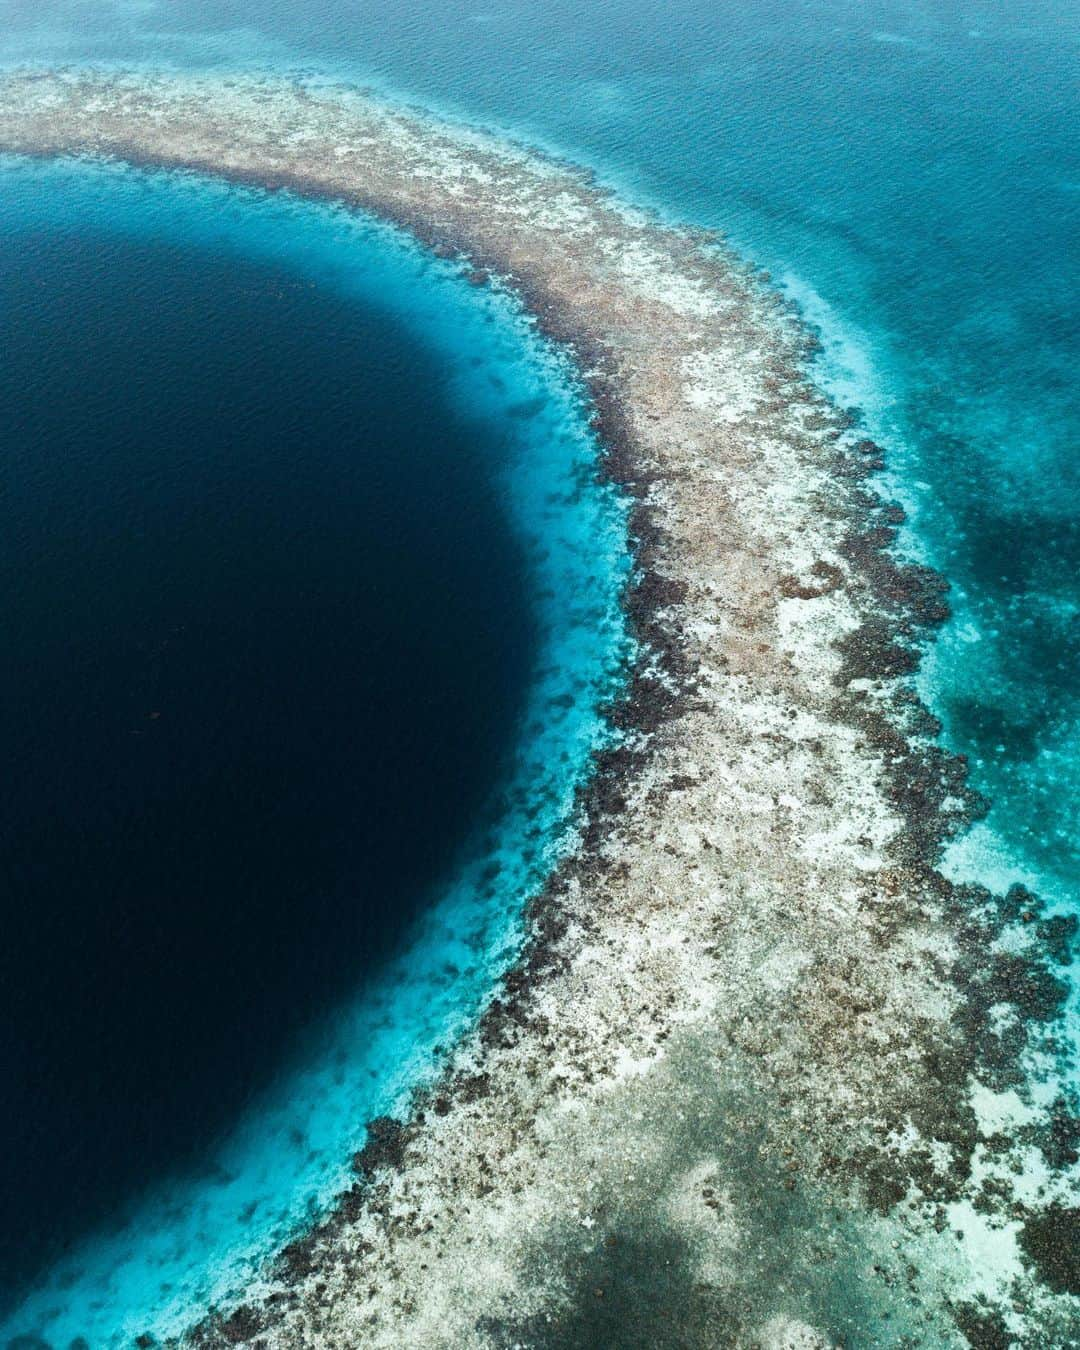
[0, 210, 538, 1291]
[1, 0, 1077, 1341]
[0, 157, 629, 1343]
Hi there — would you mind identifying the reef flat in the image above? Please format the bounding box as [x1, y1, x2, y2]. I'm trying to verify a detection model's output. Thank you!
[1, 70, 1077, 1348]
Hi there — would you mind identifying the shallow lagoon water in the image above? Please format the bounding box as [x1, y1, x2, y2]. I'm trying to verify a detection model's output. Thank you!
[0, 158, 629, 1344]
[0, 0, 1078, 1340]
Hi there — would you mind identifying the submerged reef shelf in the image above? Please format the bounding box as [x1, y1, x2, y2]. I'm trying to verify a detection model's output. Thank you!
[1, 70, 1077, 1348]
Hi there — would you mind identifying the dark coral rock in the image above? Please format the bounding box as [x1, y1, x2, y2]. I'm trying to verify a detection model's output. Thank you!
[186, 1304, 266, 1348]
[836, 619, 919, 683]
[951, 1300, 1013, 1350]
[275, 1234, 318, 1281]
[985, 952, 1067, 1024]
[218, 1306, 264, 1345]
[1036, 913, 1079, 967]
[1018, 1204, 1080, 1295]
[861, 1159, 910, 1215]
[835, 439, 886, 478]
[1041, 1097, 1080, 1170]
[633, 570, 688, 612]
[778, 559, 844, 600]
[352, 1115, 409, 1179]
[1001, 884, 1043, 926]
[456, 1072, 492, 1104]
[339, 1183, 367, 1223]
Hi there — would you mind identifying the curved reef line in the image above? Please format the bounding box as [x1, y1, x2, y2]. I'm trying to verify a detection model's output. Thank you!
[1, 69, 1077, 1349]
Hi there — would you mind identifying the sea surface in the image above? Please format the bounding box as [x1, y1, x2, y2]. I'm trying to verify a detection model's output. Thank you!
[1, 0, 1077, 1343]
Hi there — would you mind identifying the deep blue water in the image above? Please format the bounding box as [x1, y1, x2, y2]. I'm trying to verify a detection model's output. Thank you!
[0, 199, 540, 1291]
[0, 0, 1077, 1342]
[0, 162, 629, 1342]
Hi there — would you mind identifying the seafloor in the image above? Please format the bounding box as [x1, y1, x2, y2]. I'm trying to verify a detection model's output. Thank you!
[1, 69, 1077, 1349]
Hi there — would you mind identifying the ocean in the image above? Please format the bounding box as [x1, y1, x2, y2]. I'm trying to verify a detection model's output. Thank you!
[1, 0, 1076, 1342]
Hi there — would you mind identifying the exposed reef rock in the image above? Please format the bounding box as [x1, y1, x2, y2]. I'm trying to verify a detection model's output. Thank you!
[1, 69, 1076, 1348]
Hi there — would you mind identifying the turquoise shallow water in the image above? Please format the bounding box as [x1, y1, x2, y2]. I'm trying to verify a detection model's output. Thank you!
[1, 0, 1078, 1340]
